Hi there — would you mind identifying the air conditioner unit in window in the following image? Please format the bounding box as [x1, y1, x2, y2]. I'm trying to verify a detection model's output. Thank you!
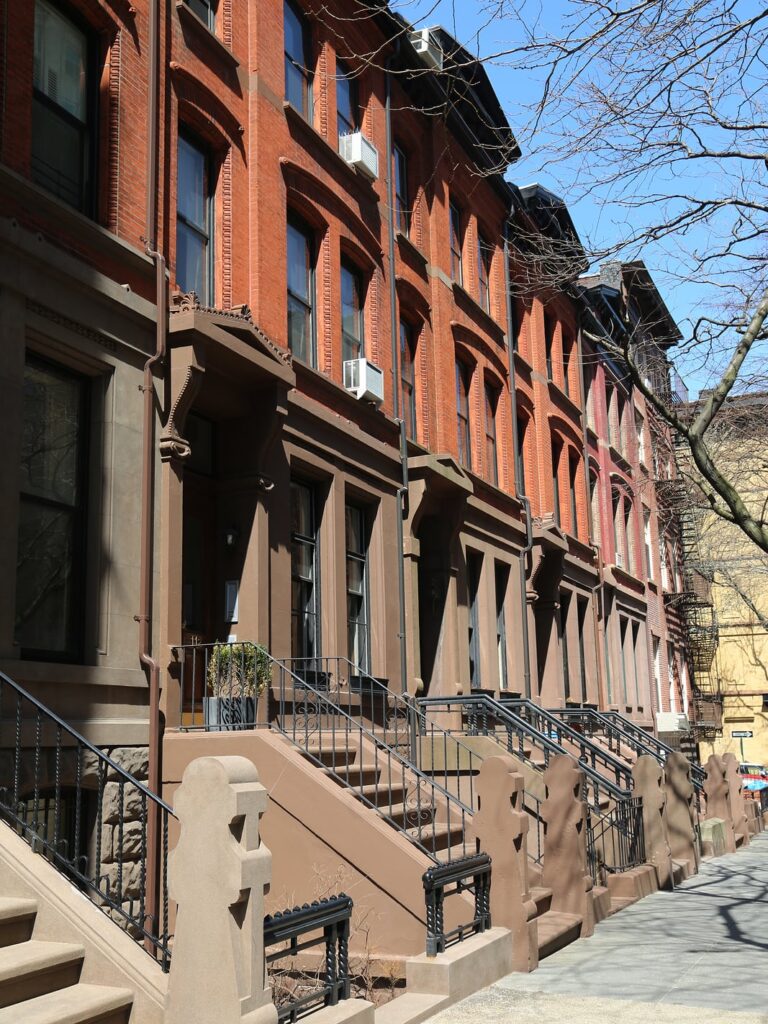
[343, 358, 384, 406]
[408, 27, 444, 71]
[615, 551, 624, 568]
[339, 132, 379, 180]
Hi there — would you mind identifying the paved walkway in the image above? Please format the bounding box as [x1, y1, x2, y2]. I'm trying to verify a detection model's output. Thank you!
[428, 831, 768, 1024]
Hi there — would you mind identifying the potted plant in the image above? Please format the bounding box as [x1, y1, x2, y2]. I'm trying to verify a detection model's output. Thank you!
[204, 642, 271, 730]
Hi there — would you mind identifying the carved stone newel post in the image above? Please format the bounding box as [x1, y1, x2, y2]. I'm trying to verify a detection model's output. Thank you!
[165, 755, 277, 1024]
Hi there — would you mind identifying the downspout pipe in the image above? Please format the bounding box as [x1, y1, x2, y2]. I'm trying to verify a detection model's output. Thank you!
[137, 0, 166, 946]
[503, 220, 533, 699]
[575, 303, 608, 708]
[385, 45, 409, 694]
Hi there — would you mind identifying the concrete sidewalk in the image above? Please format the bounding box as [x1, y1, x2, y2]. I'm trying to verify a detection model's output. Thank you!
[426, 830, 768, 1023]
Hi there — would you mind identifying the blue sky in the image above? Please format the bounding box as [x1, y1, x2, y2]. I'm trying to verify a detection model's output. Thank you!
[392, 0, 739, 396]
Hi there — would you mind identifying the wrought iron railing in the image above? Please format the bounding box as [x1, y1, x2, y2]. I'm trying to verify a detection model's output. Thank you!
[173, 643, 475, 863]
[501, 698, 635, 793]
[418, 695, 646, 880]
[554, 707, 656, 764]
[0, 671, 173, 969]
[422, 853, 492, 956]
[586, 796, 645, 885]
[600, 709, 705, 791]
[264, 894, 352, 1023]
[418, 695, 629, 811]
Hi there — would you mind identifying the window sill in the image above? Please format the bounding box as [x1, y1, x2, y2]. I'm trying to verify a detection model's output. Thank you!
[0, 164, 154, 281]
[283, 102, 377, 199]
[451, 282, 506, 341]
[547, 379, 582, 418]
[609, 444, 633, 474]
[175, 1, 239, 68]
[396, 230, 427, 265]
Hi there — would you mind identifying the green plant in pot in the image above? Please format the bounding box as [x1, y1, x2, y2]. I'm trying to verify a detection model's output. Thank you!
[204, 642, 271, 730]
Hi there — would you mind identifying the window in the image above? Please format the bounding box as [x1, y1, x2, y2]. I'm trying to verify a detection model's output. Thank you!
[635, 411, 646, 464]
[644, 509, 653, 580]
[484, 383, 498, 486]
[544, 314, 555, 380]
[568, 453, 579, 538]
[619, 616, 629, 703]
[653, 636, 662, 712]
[512, 298, 524, 353]
[32, 0, 95, 212]
[577, 597, 588, 703]
[284, 0, 312, 118]
[562, 333, 572, 398]
[560, 590, 571, 700]
[552, 442, 561, 526]
[612, 490, 623, 566]
[631, 621, 641, 706]
[456, 360, 472, 468]
[287, 215, 315, 365]
[346, 503, 370, 673]
[477, 235, 491, 313]
[590, 473, 600, 545]
[667, 641, 677, 712]
[15, 357, 88, 661]
[185, 0, 215, 29]
[176, 132, 212, 302]
[605, 383, 615, 447]
[515, 415, 527, 495]
[341, 260, 365, 362]
[336, 59, 359, 142]
[495, 564, 509, 690]
[661, 535, 670, 589]
[449, 202, 463, 285]
[393, 145, 410, 236]
[400, 320, 417, 441]
[291, 481, 320, 661]
[467, 552, 482, 688]
[623, 501, 633, 572]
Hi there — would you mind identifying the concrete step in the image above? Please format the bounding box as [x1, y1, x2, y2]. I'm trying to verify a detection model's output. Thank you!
[321, 762, 381, 786]
[0, 983, 133, 1024]
[606, 894, 638, 916]
[530, 886, 553, 917]
[536, 910, 583, 959]
[360, 782, 408, 807]
[409, 821, 464, 853]
[0, 941, 85, 1009]
[0, 899, 37, 948]
[591, 884, 612, 922]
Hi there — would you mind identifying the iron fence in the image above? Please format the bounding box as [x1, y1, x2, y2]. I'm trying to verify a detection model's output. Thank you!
[586, 796, 645, 885]
[0, 671, 173, 969]
[265, 895, 352, 1023]
[422, 853, 492, 956]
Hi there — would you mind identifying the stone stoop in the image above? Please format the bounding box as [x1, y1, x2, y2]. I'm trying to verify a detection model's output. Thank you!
[0, 822, 166, 1024]
[0, 896, 132, 1024]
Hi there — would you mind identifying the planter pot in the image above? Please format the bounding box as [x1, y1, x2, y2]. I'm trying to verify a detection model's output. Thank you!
[204, 696, 257, 731]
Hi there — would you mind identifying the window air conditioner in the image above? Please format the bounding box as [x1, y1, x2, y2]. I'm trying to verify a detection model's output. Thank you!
[615, 551, 624, 568]
[343, 358, 384, 406]
[408, 28, 444, 71]
[339, 132, 379, 180]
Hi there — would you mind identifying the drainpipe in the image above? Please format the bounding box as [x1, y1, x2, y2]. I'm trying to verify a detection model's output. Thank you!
[384, 47, 409, 693]
[137, 0, 166, 945]
[576, 306, 607, 708]
[503, 221, 533, 699]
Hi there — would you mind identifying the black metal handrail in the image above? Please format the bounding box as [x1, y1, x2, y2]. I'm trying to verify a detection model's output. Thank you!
[265, 894, 352, 1023]
[277, 655, 484, 815]
[418, 694, 629, 808]
[553, 707, 648, 764]
[502, 698, 634, 792]
[600, 709, 705, 790]
[422, 853, 491, 956]
[586, 796, 646, 886]
[0, 671, 173, 970]
[173, 643, 474, 863]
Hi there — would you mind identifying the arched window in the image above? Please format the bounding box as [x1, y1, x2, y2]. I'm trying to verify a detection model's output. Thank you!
[456, 360, 472, 468]
[284, 0, 313, 120]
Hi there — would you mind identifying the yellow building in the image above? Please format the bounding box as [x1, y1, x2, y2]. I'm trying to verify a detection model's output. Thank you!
[695, 392, 768, 769]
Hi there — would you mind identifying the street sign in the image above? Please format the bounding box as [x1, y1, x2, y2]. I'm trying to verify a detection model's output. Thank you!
[732, 730, 753, 738]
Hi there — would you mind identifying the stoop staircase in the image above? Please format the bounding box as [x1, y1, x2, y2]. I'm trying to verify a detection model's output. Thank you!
[0, 897, 132, 1024]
